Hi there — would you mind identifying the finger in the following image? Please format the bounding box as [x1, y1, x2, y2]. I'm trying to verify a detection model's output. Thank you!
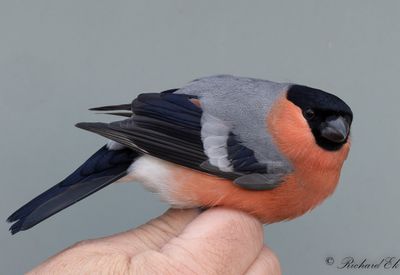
[161, 207, 264, 275]
[73, 208, 200, 257]
[245, 246, 282, 275]
[104, 208, 200, 255]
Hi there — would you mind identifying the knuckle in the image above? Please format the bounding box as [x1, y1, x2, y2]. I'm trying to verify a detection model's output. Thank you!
[130, 250, 194, 275]
[145, 217, 177, 238]
[71, 239, 96, 249]
[163, 239, 225, 275]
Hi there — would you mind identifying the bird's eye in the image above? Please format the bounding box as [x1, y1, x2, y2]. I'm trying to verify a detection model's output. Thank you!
[303, 109, 315, 120]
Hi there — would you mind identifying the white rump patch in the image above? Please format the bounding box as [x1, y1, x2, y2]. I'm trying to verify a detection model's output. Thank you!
[122, 155, 190, 206]
[127, 156, 172, 192]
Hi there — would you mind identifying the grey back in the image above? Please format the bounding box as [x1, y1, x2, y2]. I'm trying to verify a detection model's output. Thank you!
[177, 75, 292, 169]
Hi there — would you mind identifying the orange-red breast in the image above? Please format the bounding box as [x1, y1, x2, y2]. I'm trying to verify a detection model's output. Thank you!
[8, 75, 353, 234]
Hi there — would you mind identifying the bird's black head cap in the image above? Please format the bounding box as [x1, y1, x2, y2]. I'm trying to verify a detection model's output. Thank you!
[287, 85, 353, 151]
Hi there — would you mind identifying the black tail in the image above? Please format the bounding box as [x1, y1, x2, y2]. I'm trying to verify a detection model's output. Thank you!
[89, 103, 133, 117]
[7, 145, 140, 234]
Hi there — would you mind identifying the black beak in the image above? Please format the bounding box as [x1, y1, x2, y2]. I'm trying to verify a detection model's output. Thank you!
[320, 116, 350, 143]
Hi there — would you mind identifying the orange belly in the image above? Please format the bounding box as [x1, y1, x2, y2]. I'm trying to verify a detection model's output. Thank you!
[167, 164, 340, 223]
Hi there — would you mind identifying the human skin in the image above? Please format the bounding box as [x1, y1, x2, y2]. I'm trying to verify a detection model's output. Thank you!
[28, 208, 281, 275]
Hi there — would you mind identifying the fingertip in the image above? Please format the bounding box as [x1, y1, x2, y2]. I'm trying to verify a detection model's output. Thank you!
[246, 246, 282, 275]
[187, 207, 264, 243]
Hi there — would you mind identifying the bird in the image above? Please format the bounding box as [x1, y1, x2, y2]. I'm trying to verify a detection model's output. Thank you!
[7, 75, 353, 234]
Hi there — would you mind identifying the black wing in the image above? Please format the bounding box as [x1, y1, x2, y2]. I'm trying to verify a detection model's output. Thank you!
[78, 92, 283, 189]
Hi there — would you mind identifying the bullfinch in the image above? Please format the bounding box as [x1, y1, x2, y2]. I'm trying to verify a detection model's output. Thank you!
[7, 75, 353, 234]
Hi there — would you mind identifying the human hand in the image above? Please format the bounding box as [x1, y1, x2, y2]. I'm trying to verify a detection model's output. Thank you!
[28, 208, 281, 274]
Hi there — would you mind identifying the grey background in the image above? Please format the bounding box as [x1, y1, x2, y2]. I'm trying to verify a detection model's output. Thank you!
[1, 0, 399, 274]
